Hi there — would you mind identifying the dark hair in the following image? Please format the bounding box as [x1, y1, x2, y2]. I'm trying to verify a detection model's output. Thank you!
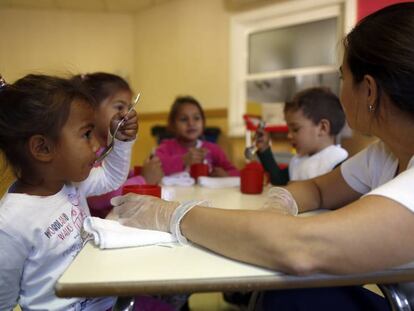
[167, 96, 206, 134]
[284, 87, 345, 135]
[71, 72, 131, 106]
[344, 2, 414, 114]
[0, 74, 93, 178]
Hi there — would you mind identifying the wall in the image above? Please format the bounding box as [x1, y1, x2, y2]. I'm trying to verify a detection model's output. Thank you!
[132, 0, 230, 113]
[357, 0, 407, 20]
[0, 8, 134, 82]
[0, 8, 135, 195]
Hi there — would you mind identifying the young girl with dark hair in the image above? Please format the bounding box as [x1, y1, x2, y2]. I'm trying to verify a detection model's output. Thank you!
[72, 72, 164, 218]
[0, 74, 137, 310]
[155, 95, 239, 177]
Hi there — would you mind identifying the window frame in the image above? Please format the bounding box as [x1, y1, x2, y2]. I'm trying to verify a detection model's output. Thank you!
[229, 0, 357, 136]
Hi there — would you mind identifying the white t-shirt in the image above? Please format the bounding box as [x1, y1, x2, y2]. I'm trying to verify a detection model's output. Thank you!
[289, 145, 348, 181]
[0, 139, 133, 311]
[341, 140, 414, 212]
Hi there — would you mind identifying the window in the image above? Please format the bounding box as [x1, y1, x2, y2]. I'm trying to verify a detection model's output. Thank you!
[229, 0, 356, 136]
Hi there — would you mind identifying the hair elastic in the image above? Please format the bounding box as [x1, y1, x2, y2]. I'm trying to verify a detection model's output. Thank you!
[0, 76, 7, 90]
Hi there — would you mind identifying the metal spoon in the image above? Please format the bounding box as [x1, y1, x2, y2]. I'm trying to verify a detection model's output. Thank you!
[244, 120, 265, 160]
[95, 93, 141, 163]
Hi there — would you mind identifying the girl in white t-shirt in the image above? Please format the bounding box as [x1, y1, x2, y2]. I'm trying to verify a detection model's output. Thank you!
[0, 74, 139, 310]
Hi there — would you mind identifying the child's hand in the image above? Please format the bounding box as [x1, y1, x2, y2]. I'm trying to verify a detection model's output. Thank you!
[110, 110, 138, 141]
[141, 156, 164, 184]
[255, 127, 271, 152]
[210, 167, 228, 177]
[183, 147, 207, 166]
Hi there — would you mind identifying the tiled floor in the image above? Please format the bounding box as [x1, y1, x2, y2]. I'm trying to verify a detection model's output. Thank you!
[189, 292, 240, 311]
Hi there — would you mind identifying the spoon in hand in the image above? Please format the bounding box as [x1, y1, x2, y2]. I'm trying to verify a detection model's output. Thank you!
[95, 93, 141, 164]
[244, 120, 265, 160]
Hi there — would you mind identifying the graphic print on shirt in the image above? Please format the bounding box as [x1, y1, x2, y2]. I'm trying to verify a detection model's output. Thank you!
[43, 212, 73, 241]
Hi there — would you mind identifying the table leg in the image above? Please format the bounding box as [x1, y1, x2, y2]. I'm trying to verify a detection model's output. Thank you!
[112, 297, 135, 311]
[378, 284, 412, 311]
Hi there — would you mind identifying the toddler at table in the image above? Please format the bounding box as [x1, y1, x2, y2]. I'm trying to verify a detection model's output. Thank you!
[256, 87, 348, 185]
[0, 74, 139, 310]
[72, 72, 163, 218]
[155, 95, 239, 177]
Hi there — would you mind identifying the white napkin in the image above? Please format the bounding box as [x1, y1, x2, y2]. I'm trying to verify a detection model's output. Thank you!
[83, 217, 176, 249]
[198, 176, 241, 188]
[161, 171, 195, 187]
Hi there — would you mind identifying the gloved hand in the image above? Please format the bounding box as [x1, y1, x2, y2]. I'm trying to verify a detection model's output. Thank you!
[110, 194, 180, 232]
[261, 187, 298, 216]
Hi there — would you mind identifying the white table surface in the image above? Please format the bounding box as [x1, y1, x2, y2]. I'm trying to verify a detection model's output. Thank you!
[55, 185, 414, 297]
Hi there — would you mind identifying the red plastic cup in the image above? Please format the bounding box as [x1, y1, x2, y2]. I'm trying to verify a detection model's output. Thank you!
[240, 168, 264, 194]
[133, 165, 142, 176]
[122, 184, 162, 198]
[190, 163, 209, 181]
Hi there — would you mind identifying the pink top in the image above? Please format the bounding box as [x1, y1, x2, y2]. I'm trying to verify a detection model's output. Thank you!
[155, 139, 239, 176]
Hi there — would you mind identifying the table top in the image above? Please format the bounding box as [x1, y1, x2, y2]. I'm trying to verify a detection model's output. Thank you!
[55, 185, 414, 298]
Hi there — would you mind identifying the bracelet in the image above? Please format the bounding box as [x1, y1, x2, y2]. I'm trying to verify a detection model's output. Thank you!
[170, 200, 209, 244]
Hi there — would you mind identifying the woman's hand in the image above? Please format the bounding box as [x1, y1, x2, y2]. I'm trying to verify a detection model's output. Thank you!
[110, 109, 138, 142]
[111, 194, 179, 232]
[141, 156, 164, 184]
[182, 147, 207, 166]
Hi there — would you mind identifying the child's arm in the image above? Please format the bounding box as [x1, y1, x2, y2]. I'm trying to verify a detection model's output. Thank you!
[257, 147, 289, 185]
[80, 111, 137, 196]
[140, 156, 164, 184]
[208, 143, 240, 177]
[0, 231, 26, 310]
[80, 139, 134, 196]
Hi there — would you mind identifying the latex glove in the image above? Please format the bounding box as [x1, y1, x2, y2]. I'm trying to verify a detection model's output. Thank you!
[255, 127, 271, 153]
[141, 156, 164, 184]
[111, 193, 179, 232]
[261, 187, 298, 216]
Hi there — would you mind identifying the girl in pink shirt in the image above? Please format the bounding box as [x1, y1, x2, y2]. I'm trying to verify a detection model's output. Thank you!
[156, 96, 239, 176]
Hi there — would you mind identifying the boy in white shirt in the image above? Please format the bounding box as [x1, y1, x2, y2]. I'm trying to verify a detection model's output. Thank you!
[256, 87, 348, 185]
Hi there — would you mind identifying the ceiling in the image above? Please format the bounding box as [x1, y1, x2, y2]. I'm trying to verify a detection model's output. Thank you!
[0, 0, 283, 13]
[0, 0, 175, 14]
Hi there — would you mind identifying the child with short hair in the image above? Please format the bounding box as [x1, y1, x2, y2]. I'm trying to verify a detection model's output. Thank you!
[0, 74, 137, 310]
[256, 87, 348, 185]
[156, 95, 239, 177]
[72, 72, 163, 218]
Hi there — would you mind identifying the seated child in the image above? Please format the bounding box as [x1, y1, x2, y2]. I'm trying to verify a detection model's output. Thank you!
[156, 95, 239, 177]
[256, 87, 348, 185]
[0, 74, 139, 310]
[72, 73, 163, 218]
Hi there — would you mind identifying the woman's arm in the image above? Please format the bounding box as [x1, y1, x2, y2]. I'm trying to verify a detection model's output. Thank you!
[285, 167, 362, 212]
[181, 194, 414, 274]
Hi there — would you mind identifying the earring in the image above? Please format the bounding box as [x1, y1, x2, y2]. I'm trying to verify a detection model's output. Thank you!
[368, 104, 375, 112]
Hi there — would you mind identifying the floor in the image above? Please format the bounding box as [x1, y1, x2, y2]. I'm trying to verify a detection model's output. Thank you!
[189, 292, 240, 311]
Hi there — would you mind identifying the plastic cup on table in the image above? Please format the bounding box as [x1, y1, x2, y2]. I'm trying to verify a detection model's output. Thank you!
[122, 184, 162, 198]
[190, 163, 209, 182]
[240, 165, 264, 194]
[133, 165, 142, 176]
